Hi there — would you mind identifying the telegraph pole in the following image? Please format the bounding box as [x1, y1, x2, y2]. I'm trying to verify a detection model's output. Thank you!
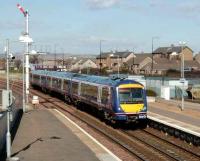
[54, 44, 57, 70]
[99, 40, 102, 75]
[5, 39, 19, 161]
[6, 39, 11, 159]
[25, 10, 30, 104]
[151, 37, 159, 75]
[17, 4, 32, 109]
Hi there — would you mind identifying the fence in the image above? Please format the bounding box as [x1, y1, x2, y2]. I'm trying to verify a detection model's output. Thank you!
[145, 77, 200, 99]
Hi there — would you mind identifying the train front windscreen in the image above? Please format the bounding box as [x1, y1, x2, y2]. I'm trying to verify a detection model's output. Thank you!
[119, 88, 144, 104]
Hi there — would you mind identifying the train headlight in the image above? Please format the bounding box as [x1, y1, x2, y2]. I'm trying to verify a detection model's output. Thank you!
[143, 106, 147, 111]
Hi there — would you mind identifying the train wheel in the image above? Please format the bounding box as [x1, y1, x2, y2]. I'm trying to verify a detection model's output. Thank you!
[64, 95, 71, 104]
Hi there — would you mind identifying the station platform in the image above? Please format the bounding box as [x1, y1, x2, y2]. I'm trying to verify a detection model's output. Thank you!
[11, 108, 121, 161]
[148, 99, 200, 137]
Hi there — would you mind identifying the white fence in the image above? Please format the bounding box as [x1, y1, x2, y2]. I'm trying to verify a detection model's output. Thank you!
[145, 77, 200, 99]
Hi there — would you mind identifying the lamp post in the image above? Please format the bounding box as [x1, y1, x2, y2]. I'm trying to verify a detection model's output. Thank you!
[179, 41, 186, 111]
[6, 39, 11, 159]
[99, 40, 102, 75]
[132, 54, 136, 74]
[54, 44, 57, 69]
[110, 53, 120, 77]
[19, 35, 33, 112]
[151, 36, 159, 75]
[5, 39, 19, 161]
[99, 40, 105, 75]
[117, 55, 120, 77]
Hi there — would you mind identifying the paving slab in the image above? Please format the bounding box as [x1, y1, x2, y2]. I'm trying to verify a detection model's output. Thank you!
[148, 99, 200, 137]
[11, 109, 101, 161]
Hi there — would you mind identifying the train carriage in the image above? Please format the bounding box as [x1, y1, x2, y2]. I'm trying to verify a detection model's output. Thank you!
[30, 70, 147, 123]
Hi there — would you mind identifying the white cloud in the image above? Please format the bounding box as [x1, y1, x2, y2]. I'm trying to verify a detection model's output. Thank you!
[86, 0, 121, 9]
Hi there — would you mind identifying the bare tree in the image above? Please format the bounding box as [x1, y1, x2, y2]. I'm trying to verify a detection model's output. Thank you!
[30, 55, 39, 64]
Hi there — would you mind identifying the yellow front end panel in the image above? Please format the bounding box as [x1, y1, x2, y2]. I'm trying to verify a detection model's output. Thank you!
[119, 84, 143, 89]
[120, 104, 144, 113]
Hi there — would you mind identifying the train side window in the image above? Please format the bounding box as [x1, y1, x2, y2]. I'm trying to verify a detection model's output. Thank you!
[52, 78, 57, 88]
[101, 87, 109, 104]
[72, 82, 79, 94]
[34, 75, 40, 84]
[47, 77, 51, 86]
[30, 74, 32, 81]
[89, 85, 98, 101]
[57, 79, 61, 89]
[52, 78, 61, 89]
[81, 83, 88, 96]
[41, 76, 46, 85]
[81, 83, 98, 101]
[63, 80, 69, 91]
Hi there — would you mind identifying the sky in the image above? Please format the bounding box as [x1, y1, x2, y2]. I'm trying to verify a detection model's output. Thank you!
[1, 0, 200, 55]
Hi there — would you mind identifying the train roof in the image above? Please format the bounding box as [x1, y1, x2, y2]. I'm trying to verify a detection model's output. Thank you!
[31, 70, 142, 87]
[31, 70, 74, 78]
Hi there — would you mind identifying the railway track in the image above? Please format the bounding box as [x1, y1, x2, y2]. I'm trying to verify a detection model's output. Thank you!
[30, 87, 200, 161]
[123, 130, 200, 161]
[1, 79, 200, 160]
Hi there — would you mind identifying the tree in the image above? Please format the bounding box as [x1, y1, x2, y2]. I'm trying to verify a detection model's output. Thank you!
[120, 63, 129, 74]
[14, 59, 22, 69]
[30, 55, 39, 64]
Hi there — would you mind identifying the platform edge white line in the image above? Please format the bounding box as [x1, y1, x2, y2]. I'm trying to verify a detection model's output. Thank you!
[53, 109, 122, 161]
[148, 114, 200, 137]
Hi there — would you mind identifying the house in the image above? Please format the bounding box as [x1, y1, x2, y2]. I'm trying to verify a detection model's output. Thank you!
[125, 53, 153, 74]
[143, 57, 200, 75]
[70, 58, 97, 71]
[0, 59, 5, 70]
[194, 53, 200, 64]
[153, 45, 193, 61]
[96, 51, 135, 70]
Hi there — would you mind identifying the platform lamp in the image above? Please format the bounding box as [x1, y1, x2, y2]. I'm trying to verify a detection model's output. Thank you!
[110, 53, 120, 77]
[132, 54, 136, 74]
[151, 36, 159, 75]
[99, 40, 105, 75]
[4, 39, 19, 161]
[19, 34, 33, 113]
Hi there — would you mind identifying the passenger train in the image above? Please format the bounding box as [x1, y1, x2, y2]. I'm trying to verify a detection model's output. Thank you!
[30, 70, 147, 123]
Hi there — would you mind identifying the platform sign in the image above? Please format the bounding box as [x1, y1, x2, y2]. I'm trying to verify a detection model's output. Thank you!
[179, 78, 186, 84]
[32, 95, 39, 105]
[2, 90, 12, 111]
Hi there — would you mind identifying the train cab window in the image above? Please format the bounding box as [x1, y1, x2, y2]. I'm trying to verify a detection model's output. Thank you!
[63, 80, 69, 91]
[72, 82, 79, 95]
[119, 88, 144, 104]
[101, 87, 109, 104]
